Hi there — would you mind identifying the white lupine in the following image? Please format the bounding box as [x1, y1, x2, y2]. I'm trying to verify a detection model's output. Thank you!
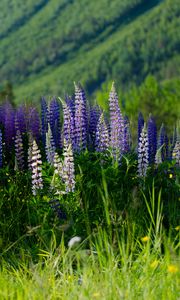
[45, 124, 56, 165]
[63, 140, 75, 193]
[138, 124, 149, 177]
[31, 140, 43, 195]
[50, 152, 65, 195]
[172, 141, 180, 166]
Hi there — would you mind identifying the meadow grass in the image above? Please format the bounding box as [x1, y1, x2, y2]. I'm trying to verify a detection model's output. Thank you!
[0, 171, 179, 300]
[0, 226, 179, 300]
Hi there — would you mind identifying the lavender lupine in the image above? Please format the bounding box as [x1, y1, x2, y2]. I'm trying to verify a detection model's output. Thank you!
[31, 140, 43, 195]
[65, 95, 75, 117]
[61, 98, 75, 148]
[74, 83, 88, 152]
[0, 130, 2, 168]
[27, 107, 40, 141]
[28, 132, 33, 170]
[147, 115, 157, 164]
[15, 105, 26, 134]
[63, 140, 75, 193]
[49, 98, 61, 149]
[95, 113, 109, 153]
[138, 124, 149, 177]
[138, 112, 144, 143]
[41, 97, 49, 147]
[109, 82, 124, 160]
[14, 130, 24, 170]
[45, 124, 56, 165]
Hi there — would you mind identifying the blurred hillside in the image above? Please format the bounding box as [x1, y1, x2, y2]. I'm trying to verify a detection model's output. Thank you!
[0, 0, 179, 102]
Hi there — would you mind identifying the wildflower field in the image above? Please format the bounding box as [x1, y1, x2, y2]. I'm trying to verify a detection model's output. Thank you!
[0, 83, 179, 299]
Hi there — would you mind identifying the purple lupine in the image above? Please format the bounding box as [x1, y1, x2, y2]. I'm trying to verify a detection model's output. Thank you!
[123, 116, 131, 153]
[63, 140, 75, 193]
[14, 130, 24, 170]
[0, 129, 3, 168]
[15, 105, 26, 135]
[49, 97, 61, 149]
[109, 82, 124, 160]
[89, 105, 101, 149]
[65, 95, 75, 117]
[31, 140, 43, 195]
[27, 107, 41, 141]
[138, 124, 149, 177]
[61, 98, 75, 149]
[45, 124, 56, 165]
[95, 113, 109, 153]
[74, 83, 88, 152]
[27, 132, 33, 171]
[147, 115, 157, 164]
[41, 97, 49, 147]
[138, 112, 144, 143]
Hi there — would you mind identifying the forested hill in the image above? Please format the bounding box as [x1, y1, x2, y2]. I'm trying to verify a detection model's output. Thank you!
[0, 0, 179, 101]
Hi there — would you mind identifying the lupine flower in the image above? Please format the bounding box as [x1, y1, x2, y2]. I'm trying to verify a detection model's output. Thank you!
[27, 107, 40, 141]
[63, 140, 75, 193]
[147, 115, 157, 164]
[0, 130, 3, 168]
[14, 130, 24, 170]
[41, 97, 49, 147]
[138, 124, 149, 177]
[49, 97, 61, 149]
[138, 112, 144, 143]
[95, 113, 109, 153]
[109, 82, 124, 160]
[61, 98, 75, 148]
[15, 105, 27, 135]
[172, 141, 180, 166]
[74, 83, 87, 152]
[27, 132, 33, 170]
[65, 95, 75, 117]
[53, 152, 63, 176]
[31, 140, 43, 195]
[51, 152, 65, 195]
[45, 124, 56, 165]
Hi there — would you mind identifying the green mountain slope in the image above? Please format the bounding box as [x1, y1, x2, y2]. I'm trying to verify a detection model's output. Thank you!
[0, 0, 179, 101]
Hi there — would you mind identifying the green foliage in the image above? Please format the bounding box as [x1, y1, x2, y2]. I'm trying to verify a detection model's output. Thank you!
[0, 0, 179, 101]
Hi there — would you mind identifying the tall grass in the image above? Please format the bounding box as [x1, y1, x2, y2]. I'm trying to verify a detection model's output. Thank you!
[0, 161, 179, 299]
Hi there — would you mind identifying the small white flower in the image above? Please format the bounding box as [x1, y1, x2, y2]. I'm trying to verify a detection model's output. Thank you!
[68, 236, 81, 248]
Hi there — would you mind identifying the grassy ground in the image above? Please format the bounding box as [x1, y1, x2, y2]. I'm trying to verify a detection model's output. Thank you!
[0, 227, 179, 300]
